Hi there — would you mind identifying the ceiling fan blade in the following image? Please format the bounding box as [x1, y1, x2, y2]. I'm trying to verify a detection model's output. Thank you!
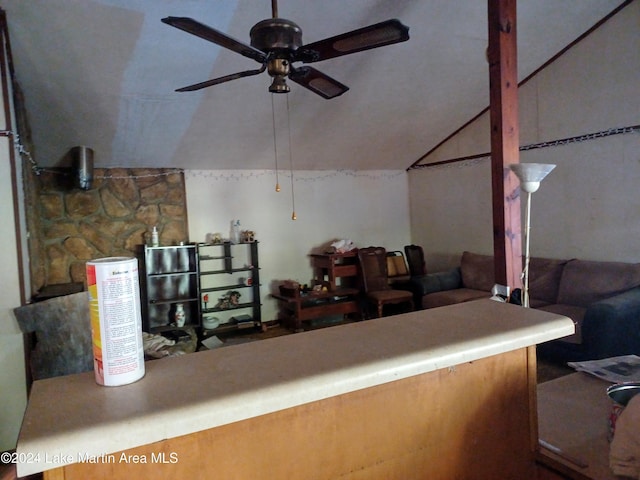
[289, 66, 349, 99]
[296, 19, 409, 63]
[162, 16, 267, 63]
[176, 64, 267, 92]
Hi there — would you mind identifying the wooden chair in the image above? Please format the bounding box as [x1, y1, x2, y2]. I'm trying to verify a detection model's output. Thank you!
[404, 244, 427, 277]
[386, 250, 411, 286]
[403, 244, 430, 309]
[358, 246, 414, 318]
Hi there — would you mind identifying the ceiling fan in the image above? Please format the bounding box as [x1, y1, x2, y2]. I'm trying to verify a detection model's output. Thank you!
[162, 0, 409, 99]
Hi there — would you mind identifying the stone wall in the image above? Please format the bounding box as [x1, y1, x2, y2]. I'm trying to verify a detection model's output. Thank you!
[12, 80, 189, 297]
[35, 168, 188, 290]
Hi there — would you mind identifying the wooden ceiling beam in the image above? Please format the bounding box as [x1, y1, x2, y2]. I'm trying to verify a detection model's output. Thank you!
[488, 0, 522, 290]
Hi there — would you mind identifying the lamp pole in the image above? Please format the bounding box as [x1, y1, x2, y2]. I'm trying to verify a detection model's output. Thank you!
[522, 190, 532, 307]
[509, 163, 556, 307]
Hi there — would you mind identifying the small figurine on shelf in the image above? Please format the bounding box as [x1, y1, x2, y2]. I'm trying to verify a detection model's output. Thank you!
[203, 294, 209, 309]
[174, 303, 186, 327]
[241, 230, 256, 243]
[205, 233, 223, 244]
[215, 290, 241, 309]
[215, 294, 229, 310]
[229, 290, 241, 306]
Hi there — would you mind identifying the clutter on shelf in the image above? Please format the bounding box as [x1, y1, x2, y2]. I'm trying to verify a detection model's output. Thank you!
[215, 290, 241, 309]
[328, 239, 356, 254]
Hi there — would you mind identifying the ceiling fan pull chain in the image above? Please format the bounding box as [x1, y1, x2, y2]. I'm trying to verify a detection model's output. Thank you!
[286, 93, 296, 220]
[271, 93, 281, 192]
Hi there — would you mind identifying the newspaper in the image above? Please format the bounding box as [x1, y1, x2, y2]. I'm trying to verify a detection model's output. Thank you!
[568, 355, 640, 383]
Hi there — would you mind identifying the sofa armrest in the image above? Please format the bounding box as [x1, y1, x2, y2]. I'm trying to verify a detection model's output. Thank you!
[582, 286, 640, 359]
[409, 268, 462, 297]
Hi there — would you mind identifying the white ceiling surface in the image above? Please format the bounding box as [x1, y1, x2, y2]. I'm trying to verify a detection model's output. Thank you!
[1, 0, 624, 170]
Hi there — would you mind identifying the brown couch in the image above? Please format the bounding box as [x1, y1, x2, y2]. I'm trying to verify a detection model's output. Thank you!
[411, 251, 640, 362]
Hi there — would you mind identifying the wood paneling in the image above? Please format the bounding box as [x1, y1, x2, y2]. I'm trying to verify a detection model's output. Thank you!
[47, 348, 536, 480]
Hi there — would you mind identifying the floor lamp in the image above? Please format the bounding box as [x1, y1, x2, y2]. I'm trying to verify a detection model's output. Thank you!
[509, 163, 556, 307]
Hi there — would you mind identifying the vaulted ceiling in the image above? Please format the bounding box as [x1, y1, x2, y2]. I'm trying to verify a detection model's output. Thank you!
[1, 1, 625, 170]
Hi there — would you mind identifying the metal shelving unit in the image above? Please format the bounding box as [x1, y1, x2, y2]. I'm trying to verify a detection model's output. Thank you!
[138, 244, 201, 333]
[198, 241, 262, 334]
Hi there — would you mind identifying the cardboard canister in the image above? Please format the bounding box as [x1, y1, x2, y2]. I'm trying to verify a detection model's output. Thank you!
[86, 257, 145, 386]
[607, 382, 640, 441]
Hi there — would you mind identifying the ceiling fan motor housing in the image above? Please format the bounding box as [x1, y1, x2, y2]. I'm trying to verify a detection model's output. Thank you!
[250, 18, 303, 56]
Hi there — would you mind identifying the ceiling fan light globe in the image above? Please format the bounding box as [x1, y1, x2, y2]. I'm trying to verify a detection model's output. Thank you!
[269, 76, 290, 94]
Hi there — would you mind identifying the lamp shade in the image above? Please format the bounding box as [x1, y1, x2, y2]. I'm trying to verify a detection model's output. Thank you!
[509, 163, 556, 193]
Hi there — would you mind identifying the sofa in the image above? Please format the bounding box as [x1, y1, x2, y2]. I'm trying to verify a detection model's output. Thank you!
[410, 251, 640, 363]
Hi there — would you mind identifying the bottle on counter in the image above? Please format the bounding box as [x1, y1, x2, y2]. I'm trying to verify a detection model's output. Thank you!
[174, 303, 186, 327]
[151, 226, 159, 247]
[230, 220, 241, 244]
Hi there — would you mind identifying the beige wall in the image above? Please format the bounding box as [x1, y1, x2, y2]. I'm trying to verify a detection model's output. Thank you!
[410, 2, 640, 272]
[0, 128, 27, 451]
[186, 169, 411, 322]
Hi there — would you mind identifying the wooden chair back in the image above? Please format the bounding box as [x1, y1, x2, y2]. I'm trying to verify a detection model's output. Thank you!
[358, 246, 390, 293]
[404, 244, 427, 277]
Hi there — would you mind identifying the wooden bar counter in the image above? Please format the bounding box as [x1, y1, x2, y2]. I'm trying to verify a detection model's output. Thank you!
[17, 300, 574, 479]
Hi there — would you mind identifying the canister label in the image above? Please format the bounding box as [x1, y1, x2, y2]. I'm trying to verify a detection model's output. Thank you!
[86, 257, 145, 386]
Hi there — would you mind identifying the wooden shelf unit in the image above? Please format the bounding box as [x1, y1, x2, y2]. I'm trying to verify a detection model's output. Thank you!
[274, 251, 361, 332]
[310, 251, 359, 290]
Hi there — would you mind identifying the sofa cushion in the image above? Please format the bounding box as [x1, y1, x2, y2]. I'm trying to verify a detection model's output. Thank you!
[529, 298, 552, 309]
[413, 269, 462, 298]
[460, 251, 495, 292]
[557, 260, 640, 308]
[537, 304, 586, 344]
[528, 257, 568, 304]
[422, 288, 489, 309]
